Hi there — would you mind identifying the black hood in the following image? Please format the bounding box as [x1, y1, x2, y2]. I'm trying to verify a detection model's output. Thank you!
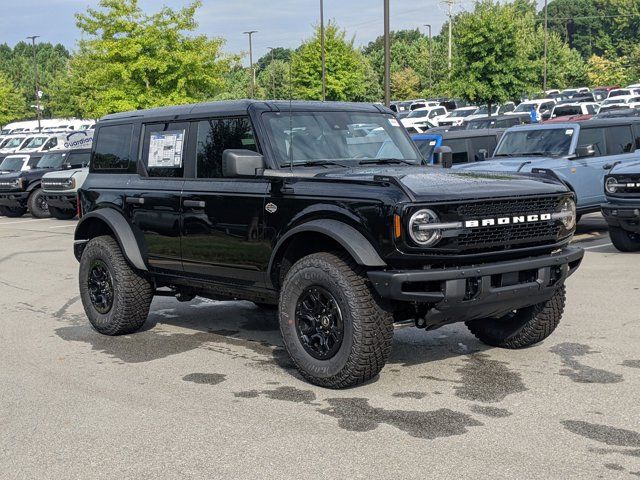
[313, 166, 569, 202]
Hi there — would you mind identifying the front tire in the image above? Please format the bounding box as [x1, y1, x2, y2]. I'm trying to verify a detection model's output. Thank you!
[0, 205, 27, 217]
[279, 252, 394, 388]
[49, 206, 77, 220]
[79, 235, 153, 336]
[27, 188, 50, 218]
[609, 226, 640, 252]
[466, 285, 565, 349]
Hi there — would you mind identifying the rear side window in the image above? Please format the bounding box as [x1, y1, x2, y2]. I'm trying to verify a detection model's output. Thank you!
[577, 128, 605, 156]
[141, 122, 187, 178]
[195, 117, 258, 178]
[605, 126, 634, 155]
[66, 151, 91, 167]
[470, 136, 497, 160]
[93, 124, 133, 170]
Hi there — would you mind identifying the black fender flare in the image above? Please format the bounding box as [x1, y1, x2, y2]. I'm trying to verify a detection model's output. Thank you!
[268, 219, 386, 281]
[74, 209, 147, 271]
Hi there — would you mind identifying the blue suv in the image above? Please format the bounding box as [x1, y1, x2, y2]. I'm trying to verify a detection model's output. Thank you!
[454, 119, 640, 214]
[602, 160, 640, 251]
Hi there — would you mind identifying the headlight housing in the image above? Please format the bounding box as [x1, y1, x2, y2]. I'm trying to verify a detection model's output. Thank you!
[408, 209, 442, 247]
[11, 178, 25, 190]
[605, 176, 619, 194]
[63, 177, 76, 189]
[554, 197, 577, 231]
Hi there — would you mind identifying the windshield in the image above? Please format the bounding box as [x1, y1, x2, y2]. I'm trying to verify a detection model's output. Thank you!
[2, 137, 24, 149]
[36, 152, 67, 169]
[603, 98, 625, 105]
[609, 90, 629, 98]
[514, 103, 537, 113]
[0, 156, 26, 171]
[495, 128, 574, 157]
[450, 109, 476, 118]
[407, 109, 430, 119]
[262, 111, 420, 167]
[475, 105, 498, 115]
[553, 106, 581, 116]
[414, 138, 438, 160]
[467, 118, 495, 129]
[21, 136, 48, 149]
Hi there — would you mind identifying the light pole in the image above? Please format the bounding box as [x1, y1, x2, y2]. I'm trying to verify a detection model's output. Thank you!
[447, 0, 453, 74]
[383, 0, 390, 106]
[424, 24, 432, 91]
[267, 47, 276, 99]
[543, 0, 548, 93]
[243, 30, 258, 98]
[26, 35, 41, 131]
[320, 0, 327, 101]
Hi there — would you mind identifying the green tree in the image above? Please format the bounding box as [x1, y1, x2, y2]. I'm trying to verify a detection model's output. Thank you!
[58, 0, 235, 118]
[291, 23, 379, 102]
[586, 54, 630, 86]
[450, 0, 535, 109]
[0, 72, 29, 125]
[257, 59, 293, 99]
[255, 47, 293, 73]
[390, 67, 421, 99]
[0, 42, 70, 118]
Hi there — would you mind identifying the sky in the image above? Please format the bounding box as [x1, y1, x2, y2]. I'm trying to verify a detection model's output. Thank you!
[0, 0, 475, 64]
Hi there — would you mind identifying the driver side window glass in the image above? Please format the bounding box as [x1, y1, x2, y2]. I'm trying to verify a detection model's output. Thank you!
[577, 128, 605, 156]
[195, 117, 258, 179]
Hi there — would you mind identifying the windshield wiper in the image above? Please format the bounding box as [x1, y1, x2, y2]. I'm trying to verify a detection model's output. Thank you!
[359, 158, 414, 165]
[295, 160, 348, 168]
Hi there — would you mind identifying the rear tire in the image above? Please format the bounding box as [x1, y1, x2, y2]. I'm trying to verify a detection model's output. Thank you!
[79, 235, 153, 336]
[609, 226, 640, 252]
[27, 188, 50, 218]
[49, 206, 76, 220]
[279, 252, 394, 388]
[466, 285, 565, 349]
[0, 205, 27, 217]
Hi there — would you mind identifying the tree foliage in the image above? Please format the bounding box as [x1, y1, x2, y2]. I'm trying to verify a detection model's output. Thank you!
[291, 23, 380, 102]
[55, 0, 235, 118]
[450, 0, 534, 106]
[0, 71, 29, 125]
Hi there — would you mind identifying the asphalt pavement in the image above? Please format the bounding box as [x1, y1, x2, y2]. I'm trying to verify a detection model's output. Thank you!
[0, 213, 639, 480]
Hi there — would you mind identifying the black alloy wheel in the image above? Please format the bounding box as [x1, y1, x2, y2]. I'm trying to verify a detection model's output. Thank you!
[87, 260, 114, 314]
[295, 286, 344, 360]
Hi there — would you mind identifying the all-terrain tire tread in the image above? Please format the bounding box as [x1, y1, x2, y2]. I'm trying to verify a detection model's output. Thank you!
[466, 285, 565, 349]
[280, 252, 394, 388]
[80, 236, 153, 336]
[609, 226, 640, 252]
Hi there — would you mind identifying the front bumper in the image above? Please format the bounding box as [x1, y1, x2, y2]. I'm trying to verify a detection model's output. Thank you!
[601, 202, 640, 233]
[43, 192, 76, 210]
[0, 191, 29, 208]
[368, 246, 583, 328]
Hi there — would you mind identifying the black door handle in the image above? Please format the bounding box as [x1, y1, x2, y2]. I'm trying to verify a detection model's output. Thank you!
[183, 200, 206, 208]
[125, 197, 144, 205]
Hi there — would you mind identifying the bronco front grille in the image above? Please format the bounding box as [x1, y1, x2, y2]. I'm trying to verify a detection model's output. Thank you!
[457, 196, 560, 218]
[457, 222, 561, 249]
[609, 175, 640, 196]
[0, 181, 16, 191]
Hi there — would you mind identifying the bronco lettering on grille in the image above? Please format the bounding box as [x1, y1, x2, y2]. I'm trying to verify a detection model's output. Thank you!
[464, 213, 553, 228]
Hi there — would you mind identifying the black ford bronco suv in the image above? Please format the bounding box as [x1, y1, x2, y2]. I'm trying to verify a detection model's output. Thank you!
[74, 100, 584, 388]
[602, 160, 640, 251]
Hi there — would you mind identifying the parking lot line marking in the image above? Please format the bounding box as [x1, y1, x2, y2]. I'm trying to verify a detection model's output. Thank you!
[583, 242, 613, 250]
[48, 224, 77, 229]
[0, 219, 42, 226]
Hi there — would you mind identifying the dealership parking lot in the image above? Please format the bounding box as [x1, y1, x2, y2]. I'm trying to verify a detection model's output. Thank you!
[0, 214, 639, 479]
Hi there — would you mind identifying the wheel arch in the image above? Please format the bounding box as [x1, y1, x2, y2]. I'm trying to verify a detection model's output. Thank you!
[268, 219, 386, 289]
[74, 209, 147, 271]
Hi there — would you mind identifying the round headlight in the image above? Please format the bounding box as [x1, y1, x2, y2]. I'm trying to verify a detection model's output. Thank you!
[63, 177, 76, 189]
[408, 209, 442, 246]
[605, 177, 618, 194]
[557, 198, 577, 230]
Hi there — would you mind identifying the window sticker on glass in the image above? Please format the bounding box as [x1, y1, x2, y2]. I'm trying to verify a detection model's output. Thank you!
[148, 130, 185, 168]
[388, 118, 400, 127]
[565, 129, 574, 136]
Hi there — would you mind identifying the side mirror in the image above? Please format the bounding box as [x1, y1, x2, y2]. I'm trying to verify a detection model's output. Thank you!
[575, 144, 596, 158]
[541, 111, 551, 120]
[477, 149, 488, 161]
[433, 145, 453, 168]
[222, 149, 265, 177]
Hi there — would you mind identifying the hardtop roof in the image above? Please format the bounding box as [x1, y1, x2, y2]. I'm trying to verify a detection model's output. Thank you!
[100, 100, 391, 123]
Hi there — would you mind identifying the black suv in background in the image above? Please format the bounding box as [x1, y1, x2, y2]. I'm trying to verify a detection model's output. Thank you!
[0, 149, 90, 218]
[602, 161, 640, 251]
[74, 100, 583, 388]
